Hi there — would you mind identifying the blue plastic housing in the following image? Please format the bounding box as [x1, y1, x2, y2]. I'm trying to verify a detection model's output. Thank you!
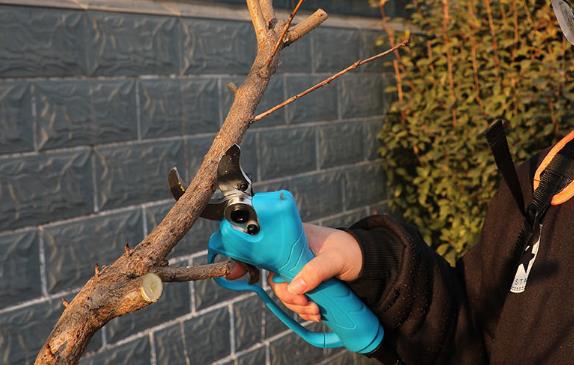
[207, 190, 384, 353]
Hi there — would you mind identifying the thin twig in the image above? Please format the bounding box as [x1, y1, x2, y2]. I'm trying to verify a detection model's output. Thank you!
[253, 38, 410, 123]
[378, 2, 406, 121]
[268, 0, 305, 63]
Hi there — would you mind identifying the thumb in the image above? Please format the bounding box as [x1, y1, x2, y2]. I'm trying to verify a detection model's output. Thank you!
[287, 253, 342, 295]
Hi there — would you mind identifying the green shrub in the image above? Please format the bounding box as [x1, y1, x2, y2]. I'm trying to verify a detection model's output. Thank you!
[375, 0, 574, 263]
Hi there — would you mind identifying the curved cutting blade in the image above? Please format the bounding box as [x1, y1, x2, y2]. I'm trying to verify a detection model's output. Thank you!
[168, 167, 186, 200]
[216, 144, 253, 195]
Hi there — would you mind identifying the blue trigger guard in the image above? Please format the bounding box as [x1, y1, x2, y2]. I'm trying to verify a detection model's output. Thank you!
[207, 251, 343, 349]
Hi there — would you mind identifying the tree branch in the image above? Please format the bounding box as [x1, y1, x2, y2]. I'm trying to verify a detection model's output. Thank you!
[259, 0, 276, 27]
[35, 273, 162, 365]
[35, 2, 292, 364]
[253, 37, 410, 123]
[269, 0, 305, 61]
[153, 261, 233, 282]
[247, 0, 268, 43]
[285, 9, 328, 46]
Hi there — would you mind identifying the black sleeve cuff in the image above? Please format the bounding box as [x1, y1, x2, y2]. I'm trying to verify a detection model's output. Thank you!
[338, 215, 404, 308]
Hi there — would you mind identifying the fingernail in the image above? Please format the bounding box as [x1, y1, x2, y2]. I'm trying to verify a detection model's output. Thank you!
[288, 278, 307, 295]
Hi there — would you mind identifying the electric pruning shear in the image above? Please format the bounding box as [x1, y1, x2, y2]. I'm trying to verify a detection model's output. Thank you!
[168, 144, 384, 353]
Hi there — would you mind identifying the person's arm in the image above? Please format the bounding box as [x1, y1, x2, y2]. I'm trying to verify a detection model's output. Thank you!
[338, 214, 487, 364]
[265, 216, 487, 364]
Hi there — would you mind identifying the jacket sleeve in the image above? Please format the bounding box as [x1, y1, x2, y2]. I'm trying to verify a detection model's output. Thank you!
[343, 214, 488, 365]
[341, 153, 543, 365]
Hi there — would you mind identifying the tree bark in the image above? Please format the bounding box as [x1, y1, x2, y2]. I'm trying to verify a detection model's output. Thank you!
[34, 2, 327, 364]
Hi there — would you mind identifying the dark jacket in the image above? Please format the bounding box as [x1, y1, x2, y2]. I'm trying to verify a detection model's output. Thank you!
[346, 152, 574, 364]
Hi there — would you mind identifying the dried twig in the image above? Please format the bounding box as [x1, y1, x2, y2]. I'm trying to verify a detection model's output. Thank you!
[253, 38, 410, 122]
[269, 0, 305, 61]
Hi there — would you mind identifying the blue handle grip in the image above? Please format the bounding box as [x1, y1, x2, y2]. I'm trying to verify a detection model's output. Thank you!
[206, 254, 344, 349]
[207, 190, 384, 354]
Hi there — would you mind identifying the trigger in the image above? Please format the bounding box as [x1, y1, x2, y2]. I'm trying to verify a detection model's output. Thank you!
[272, 275, 288, 284]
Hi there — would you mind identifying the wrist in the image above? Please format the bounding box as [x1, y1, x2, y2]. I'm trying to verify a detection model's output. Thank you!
[336, 230, 363, 282]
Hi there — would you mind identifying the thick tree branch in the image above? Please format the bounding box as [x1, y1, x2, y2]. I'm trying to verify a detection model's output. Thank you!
[154, 261, 233, 282]
[253, 37, 410, 122]
[285, 9, 328, 46]
[35, 273, 162, 365]
[35, 2, 289, 364]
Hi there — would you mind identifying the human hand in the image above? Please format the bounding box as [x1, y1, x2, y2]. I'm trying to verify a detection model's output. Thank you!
[227, 223, 362, 322]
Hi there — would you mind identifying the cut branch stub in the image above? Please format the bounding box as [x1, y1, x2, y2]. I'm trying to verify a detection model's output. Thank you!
[140, 273, 163, 302]
[285, 9, 328, 46]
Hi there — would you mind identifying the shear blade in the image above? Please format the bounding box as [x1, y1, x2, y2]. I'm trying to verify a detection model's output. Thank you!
[201, 198, 227, 221]
[168, 167, 186, 201]
[217, 144, 253, 195]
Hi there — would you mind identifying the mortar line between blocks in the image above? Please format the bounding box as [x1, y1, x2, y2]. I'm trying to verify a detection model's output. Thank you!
[91, 149, 99, 213]
[31, 83, 38, 152]
[315, 124, 321, 171]
[0, 287, 78, 315]
[214, 343, 266, 364]
[253, 114, 386, 132]
[258, 160, 381, 187]
[142, 205, 148, 238]
[189, 280, 196, 315]
[189, 254, 197, 314]
[0, 145, 91, 161]
[101, 326, 108, 347]
[135, 80, 142, 141]
[310, 29, 316, 76]
[282, 73, 289, 124]
[217, 77, 224, 126]
[341, 170, 347, 213]
[102, 292, 253, 350]
[149, 332, 158, 365]
[38, 229, 48, 297]
[265, 344, 271, 365]
[180, 320, 191, 365]
[229, 303, 236, 356]
[0, 1, 393, 31]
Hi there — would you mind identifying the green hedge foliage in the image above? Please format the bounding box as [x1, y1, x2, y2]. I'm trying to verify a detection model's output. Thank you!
[377, 0, 574, 263]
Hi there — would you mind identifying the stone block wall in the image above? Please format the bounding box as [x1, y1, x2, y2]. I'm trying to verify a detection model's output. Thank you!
[0, 1, 400, 363]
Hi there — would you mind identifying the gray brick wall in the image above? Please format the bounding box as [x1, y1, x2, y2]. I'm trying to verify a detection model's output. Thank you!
[0, 2, 395, 364]
[199, 0, 409, 18]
